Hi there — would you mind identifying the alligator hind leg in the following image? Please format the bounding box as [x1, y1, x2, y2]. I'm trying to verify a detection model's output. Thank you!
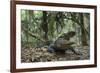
[68, 47, 82, 55]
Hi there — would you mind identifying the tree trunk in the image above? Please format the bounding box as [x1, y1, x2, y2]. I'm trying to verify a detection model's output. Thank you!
[79, 13, 88, 46]
[42, 11, 48, 42]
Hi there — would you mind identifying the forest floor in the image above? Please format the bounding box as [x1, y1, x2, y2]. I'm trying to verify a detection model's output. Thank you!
[21, 46, 90, 63]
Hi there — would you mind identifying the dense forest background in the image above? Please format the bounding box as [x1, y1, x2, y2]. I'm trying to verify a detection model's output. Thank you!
[21, 10, 90, 62]
[21, 10, 90, 48]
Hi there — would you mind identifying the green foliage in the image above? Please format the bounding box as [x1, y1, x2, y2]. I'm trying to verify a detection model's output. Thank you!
[21, 10, 90, 48]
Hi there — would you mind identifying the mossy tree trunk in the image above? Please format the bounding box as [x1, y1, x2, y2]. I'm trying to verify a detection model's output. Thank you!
[79, 13, 88, 46]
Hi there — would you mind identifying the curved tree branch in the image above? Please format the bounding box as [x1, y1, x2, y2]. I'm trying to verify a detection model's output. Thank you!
[21, 25, 45, 42]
